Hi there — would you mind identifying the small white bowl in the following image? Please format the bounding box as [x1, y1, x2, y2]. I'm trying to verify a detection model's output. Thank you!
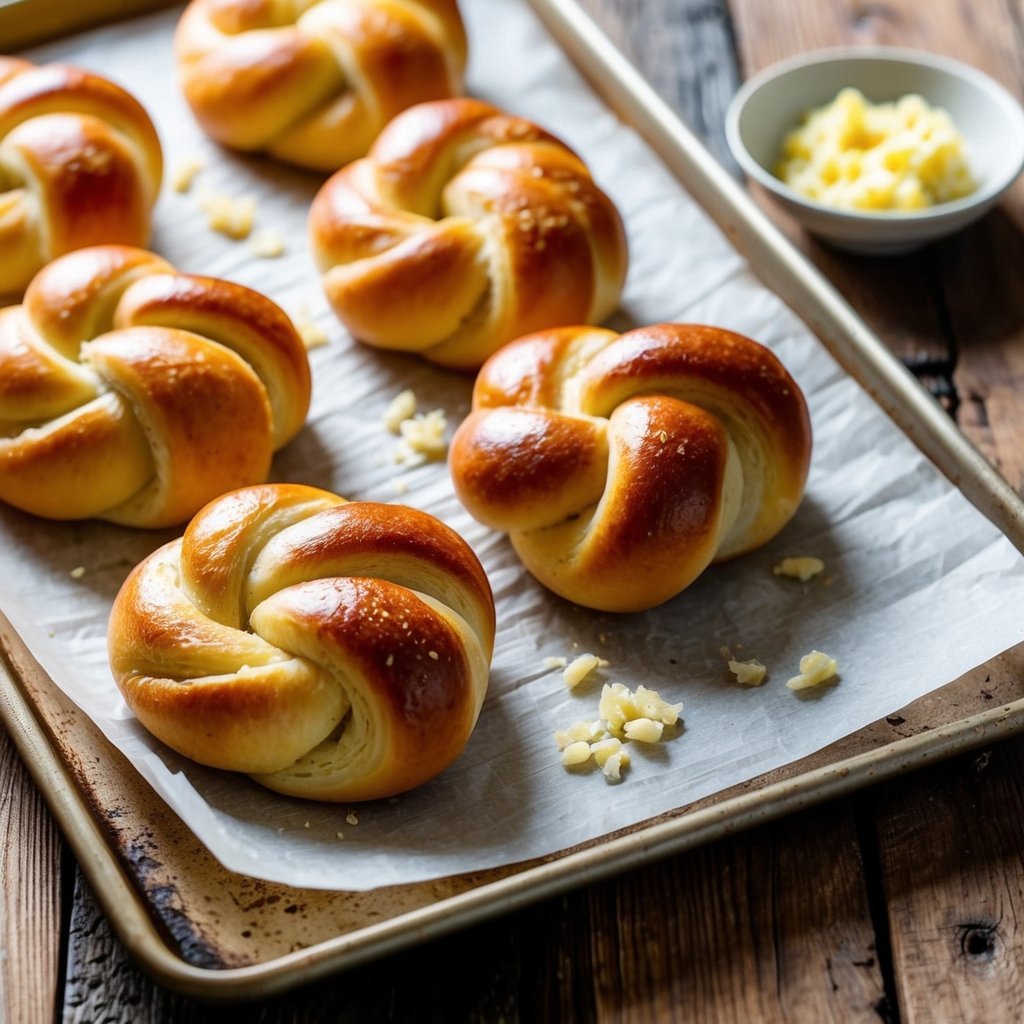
[725, 47, 1024, 255]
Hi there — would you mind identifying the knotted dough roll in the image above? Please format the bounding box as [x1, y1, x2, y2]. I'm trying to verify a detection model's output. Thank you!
[108, 483, 495, 802]
[450, 323, 813, 612]
[0, 58, 163, 296]
[309, 98, 628, 369]
[0, 245, 311, 528]
[174, 0, 467, 171]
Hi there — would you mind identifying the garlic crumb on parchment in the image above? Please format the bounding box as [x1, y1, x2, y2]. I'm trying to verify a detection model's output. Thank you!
[562, 652, 609, 690]
[787, 650, 840, 691]
[395, 409, 448, 465]
[170, 155, 204, 193]
[553, 681, 683, 784]
[383, 389, 417, 434]
[720, 645, 767, 685]
[248, 227, 286, 258]
[197, 190, 256, 239]
[773, 556, 825, 582]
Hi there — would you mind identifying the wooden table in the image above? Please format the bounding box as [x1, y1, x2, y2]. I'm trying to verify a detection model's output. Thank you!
[3, 1, 1024, 1020]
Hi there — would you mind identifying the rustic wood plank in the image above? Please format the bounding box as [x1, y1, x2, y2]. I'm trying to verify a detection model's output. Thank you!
[582, 805, 886, 1022]
[578, 0, 742, 173]
[875, 736, 1024, 1023]
[0, 727, 64, 1024]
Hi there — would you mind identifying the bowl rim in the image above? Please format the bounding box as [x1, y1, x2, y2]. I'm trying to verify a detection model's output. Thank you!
[724, 45, 1024, 224]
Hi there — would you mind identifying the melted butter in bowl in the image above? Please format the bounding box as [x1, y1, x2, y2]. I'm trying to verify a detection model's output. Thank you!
[777, 87, 976, 212]
[726, 48, 1024, 254]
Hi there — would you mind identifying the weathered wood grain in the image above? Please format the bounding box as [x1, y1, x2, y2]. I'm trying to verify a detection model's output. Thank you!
[579, 0, 742, 173]
[0, 727, 63, 1024]
[875, 737, 1024, 1023]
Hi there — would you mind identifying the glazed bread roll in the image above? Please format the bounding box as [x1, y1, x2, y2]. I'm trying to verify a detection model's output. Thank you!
[108, 484, 495, 802]
[309, 98, 628, 370]
[0, 58, 162, 296]
[450, 323, 812, 612]
[174, 0, 467, 172]
[0, 245, 311, 528]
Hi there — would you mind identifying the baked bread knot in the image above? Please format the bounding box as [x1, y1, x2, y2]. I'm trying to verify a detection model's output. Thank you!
[174, 0, 467, 172]
[108, 484, 495, 801]
[0, 245, 311, 528]
[450, 323, 812, 612]
[0, 58, 162, 297]
[309, 98, 628, 369]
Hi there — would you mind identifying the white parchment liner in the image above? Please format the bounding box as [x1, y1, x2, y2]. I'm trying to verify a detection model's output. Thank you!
[6, 0, 1023, 890]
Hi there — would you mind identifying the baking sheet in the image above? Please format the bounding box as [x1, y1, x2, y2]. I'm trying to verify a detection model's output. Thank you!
[5, 0, 1023, 892]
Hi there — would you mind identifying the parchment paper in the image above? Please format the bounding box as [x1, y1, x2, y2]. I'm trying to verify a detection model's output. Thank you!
[7, 0, 1023, 891]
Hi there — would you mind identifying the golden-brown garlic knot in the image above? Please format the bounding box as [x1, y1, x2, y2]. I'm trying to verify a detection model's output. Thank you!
[310, 98, 628, 369]
[174, 0, 467, 171]
[108, 483, 495, 801]
[450, 323, 812, 612]
[0, 245, 311, 528]
[0, 58, 163, 296]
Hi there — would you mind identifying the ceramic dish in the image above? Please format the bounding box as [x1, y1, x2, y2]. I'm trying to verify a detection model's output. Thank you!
[725, 47, 1024, 254]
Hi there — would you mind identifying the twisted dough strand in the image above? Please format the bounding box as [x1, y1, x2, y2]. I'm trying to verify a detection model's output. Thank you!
[175, 0, 467, 171]
[310, 98, 629, 369]
[0, 58, 162, 296]
[109, 484, 495, 802]
[450, 323, 813, 612]
[0, 245, 311, 527]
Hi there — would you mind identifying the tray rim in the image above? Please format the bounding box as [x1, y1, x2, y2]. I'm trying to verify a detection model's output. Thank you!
[5, 631, 1024, 1001]
[2, 0, 1024, 1001]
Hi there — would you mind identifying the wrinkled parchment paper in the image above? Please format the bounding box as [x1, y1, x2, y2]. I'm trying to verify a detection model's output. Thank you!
[7, 0, 1023, 890]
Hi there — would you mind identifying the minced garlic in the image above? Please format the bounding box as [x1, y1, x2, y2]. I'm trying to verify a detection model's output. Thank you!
[395, 409, 448, 465]
[543, 656, 569, 671]
[171, 155, 204, 193]
[773, 556, 825, 582]
[562, 652, 608, 690]
[560, 740, 592, 766]
[598, 683, 682, 733]
[383, 389, 417, 434]
[729, 658, 767, 686]
[622, 718, 664, 743]
[248, 228, 285, 258]
[786, 650, 839, 690]
[198, 191, 256, 239]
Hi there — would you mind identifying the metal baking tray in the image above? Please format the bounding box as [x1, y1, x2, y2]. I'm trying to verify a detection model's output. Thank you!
[2, 0, 1024, 1000]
